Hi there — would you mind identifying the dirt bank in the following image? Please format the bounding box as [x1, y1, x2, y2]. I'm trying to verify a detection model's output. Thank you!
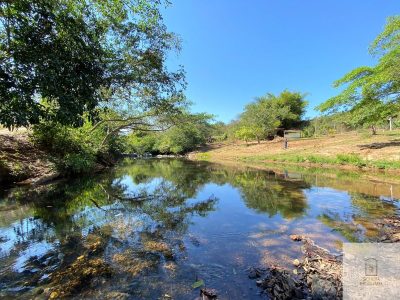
[0, 131, 58, 185]
[188, 131, 400, 176]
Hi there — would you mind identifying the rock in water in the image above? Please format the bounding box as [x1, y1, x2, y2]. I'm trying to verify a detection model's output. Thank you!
[289, 234, 303, 241]
[311, 275, 337, 300]
[200, 288, 218, 299]
[292, 259, 300, 267]
[257, 267, 306, 300]
[247, 267, 263, 279]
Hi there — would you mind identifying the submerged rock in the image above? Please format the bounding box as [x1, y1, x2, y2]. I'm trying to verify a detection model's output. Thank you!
[311, 275, 337, 300]
[200, 288, 218, 299]
[247, 267, 264, 279]
[104, 291, 130, 300]
[292, 259, 301, 267]
[257, 267, 306, 300]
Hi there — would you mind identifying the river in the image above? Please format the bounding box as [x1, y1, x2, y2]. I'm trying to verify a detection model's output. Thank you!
[0, 158, 399, 299]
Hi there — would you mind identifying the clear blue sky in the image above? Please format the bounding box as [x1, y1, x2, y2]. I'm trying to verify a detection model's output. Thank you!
[163, 1, 399, 123]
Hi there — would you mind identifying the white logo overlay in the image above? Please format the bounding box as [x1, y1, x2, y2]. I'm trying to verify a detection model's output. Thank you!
[343, 243, 400, 299]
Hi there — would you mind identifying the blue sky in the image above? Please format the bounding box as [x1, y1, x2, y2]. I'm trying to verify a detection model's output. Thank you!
[163, 1, 399, 123]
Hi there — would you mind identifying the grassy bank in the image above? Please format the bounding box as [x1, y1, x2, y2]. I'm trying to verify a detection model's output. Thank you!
[189, 130, 400, 172]
[239, 153, 400, 170]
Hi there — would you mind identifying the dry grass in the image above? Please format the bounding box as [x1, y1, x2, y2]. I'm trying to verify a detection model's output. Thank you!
[190, 130, 400, 169]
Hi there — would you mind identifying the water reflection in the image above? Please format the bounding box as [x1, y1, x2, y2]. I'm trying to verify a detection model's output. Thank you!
[0, 158, 399, 299]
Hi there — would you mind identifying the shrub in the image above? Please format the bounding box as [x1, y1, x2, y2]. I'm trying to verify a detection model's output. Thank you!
[336, 153, 365, 167]
[61, 153, 96, 175]
[31, 122, 99, 175]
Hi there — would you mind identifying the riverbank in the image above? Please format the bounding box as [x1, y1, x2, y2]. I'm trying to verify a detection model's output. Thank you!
[0, 130, 114, 185]
[0, 130, 59, 185]
[189, 130, 400, 175]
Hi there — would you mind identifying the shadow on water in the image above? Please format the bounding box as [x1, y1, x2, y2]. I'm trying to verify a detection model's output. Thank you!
[0, 158, 399, 299]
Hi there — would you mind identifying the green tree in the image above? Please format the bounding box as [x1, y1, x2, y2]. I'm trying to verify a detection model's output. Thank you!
[317, 16, 400, 134]
[276, 90, 308, 129]
[0, 0, 185, 128]
[154, 112, 213, 154]
[234, 125, 256, 144]
[235, 94, 293, 143]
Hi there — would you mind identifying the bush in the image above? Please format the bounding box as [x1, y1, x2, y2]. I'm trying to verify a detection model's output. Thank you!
[61, 153, 96, 175]
[31, 122, 99, 175]
[154, 126, 207, 154]
[335, 153, 365, 167]
[125, 133, 157, 155]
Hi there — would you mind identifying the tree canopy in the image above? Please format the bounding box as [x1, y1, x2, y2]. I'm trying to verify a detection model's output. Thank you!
[0, 0, 185, 128]
[317, 16, 400, 132]
[234, 90, 307, 143]
[125, 112, 214, 154]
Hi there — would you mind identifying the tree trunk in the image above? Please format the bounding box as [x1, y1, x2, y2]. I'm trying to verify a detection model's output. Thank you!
[371, 125, 377, 135]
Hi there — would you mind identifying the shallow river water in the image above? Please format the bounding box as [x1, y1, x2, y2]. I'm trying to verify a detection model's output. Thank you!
[1, 159, 400, 299]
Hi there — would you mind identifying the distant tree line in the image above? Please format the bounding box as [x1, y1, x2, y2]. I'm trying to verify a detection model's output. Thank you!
[210, 16, 400, 144]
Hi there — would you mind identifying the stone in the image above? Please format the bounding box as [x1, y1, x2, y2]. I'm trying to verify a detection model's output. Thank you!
[311, 275, 337, 300]
[200, 288, 218, 299]
[391, 232, 400, 241]
[105, 292, 130, 300]
[293, 259, 301, 267]
[248, 267, 263, 279]
[289, 234, 303, 241]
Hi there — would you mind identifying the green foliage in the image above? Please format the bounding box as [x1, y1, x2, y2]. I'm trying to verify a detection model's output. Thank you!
[31, 117, 128, 174]
[0, 0, 185, 128]
[154, 125, 205, 154]
[276, 90, 308, 129]
[234, 126, 256, 143]
[302, 113, 353, 137]
[239, 152, 400, 170]
[125, 112, 213, 154]
[31, 122, 97, 174]
[335, 154, 365, 167]
[126, 132, 157, 155]
[62, 153, 96, 174]
[192, 280, 205, 289]
[317, 16, 400, 132]
[233, 90, 307, 143]
[209, 121, 228, 142]
[155, 127, 190, 154]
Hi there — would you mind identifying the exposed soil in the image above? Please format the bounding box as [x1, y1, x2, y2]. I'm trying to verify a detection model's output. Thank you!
[191, 131, 400, 161]
[0, 130, 58, 185]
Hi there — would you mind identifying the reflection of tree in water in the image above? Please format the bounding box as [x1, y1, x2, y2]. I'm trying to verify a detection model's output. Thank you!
[116, 158, 213, 198]
[227, 170, 309, 218]
[0, 159, 316, 298]
[318, 192, 399, 242]
[0, 160, 218, 298]
[318, 212, 361, 242]
[350, 193, 398, 218]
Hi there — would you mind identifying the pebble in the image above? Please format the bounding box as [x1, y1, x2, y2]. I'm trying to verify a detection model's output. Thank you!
[293, 259, 301, 267]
